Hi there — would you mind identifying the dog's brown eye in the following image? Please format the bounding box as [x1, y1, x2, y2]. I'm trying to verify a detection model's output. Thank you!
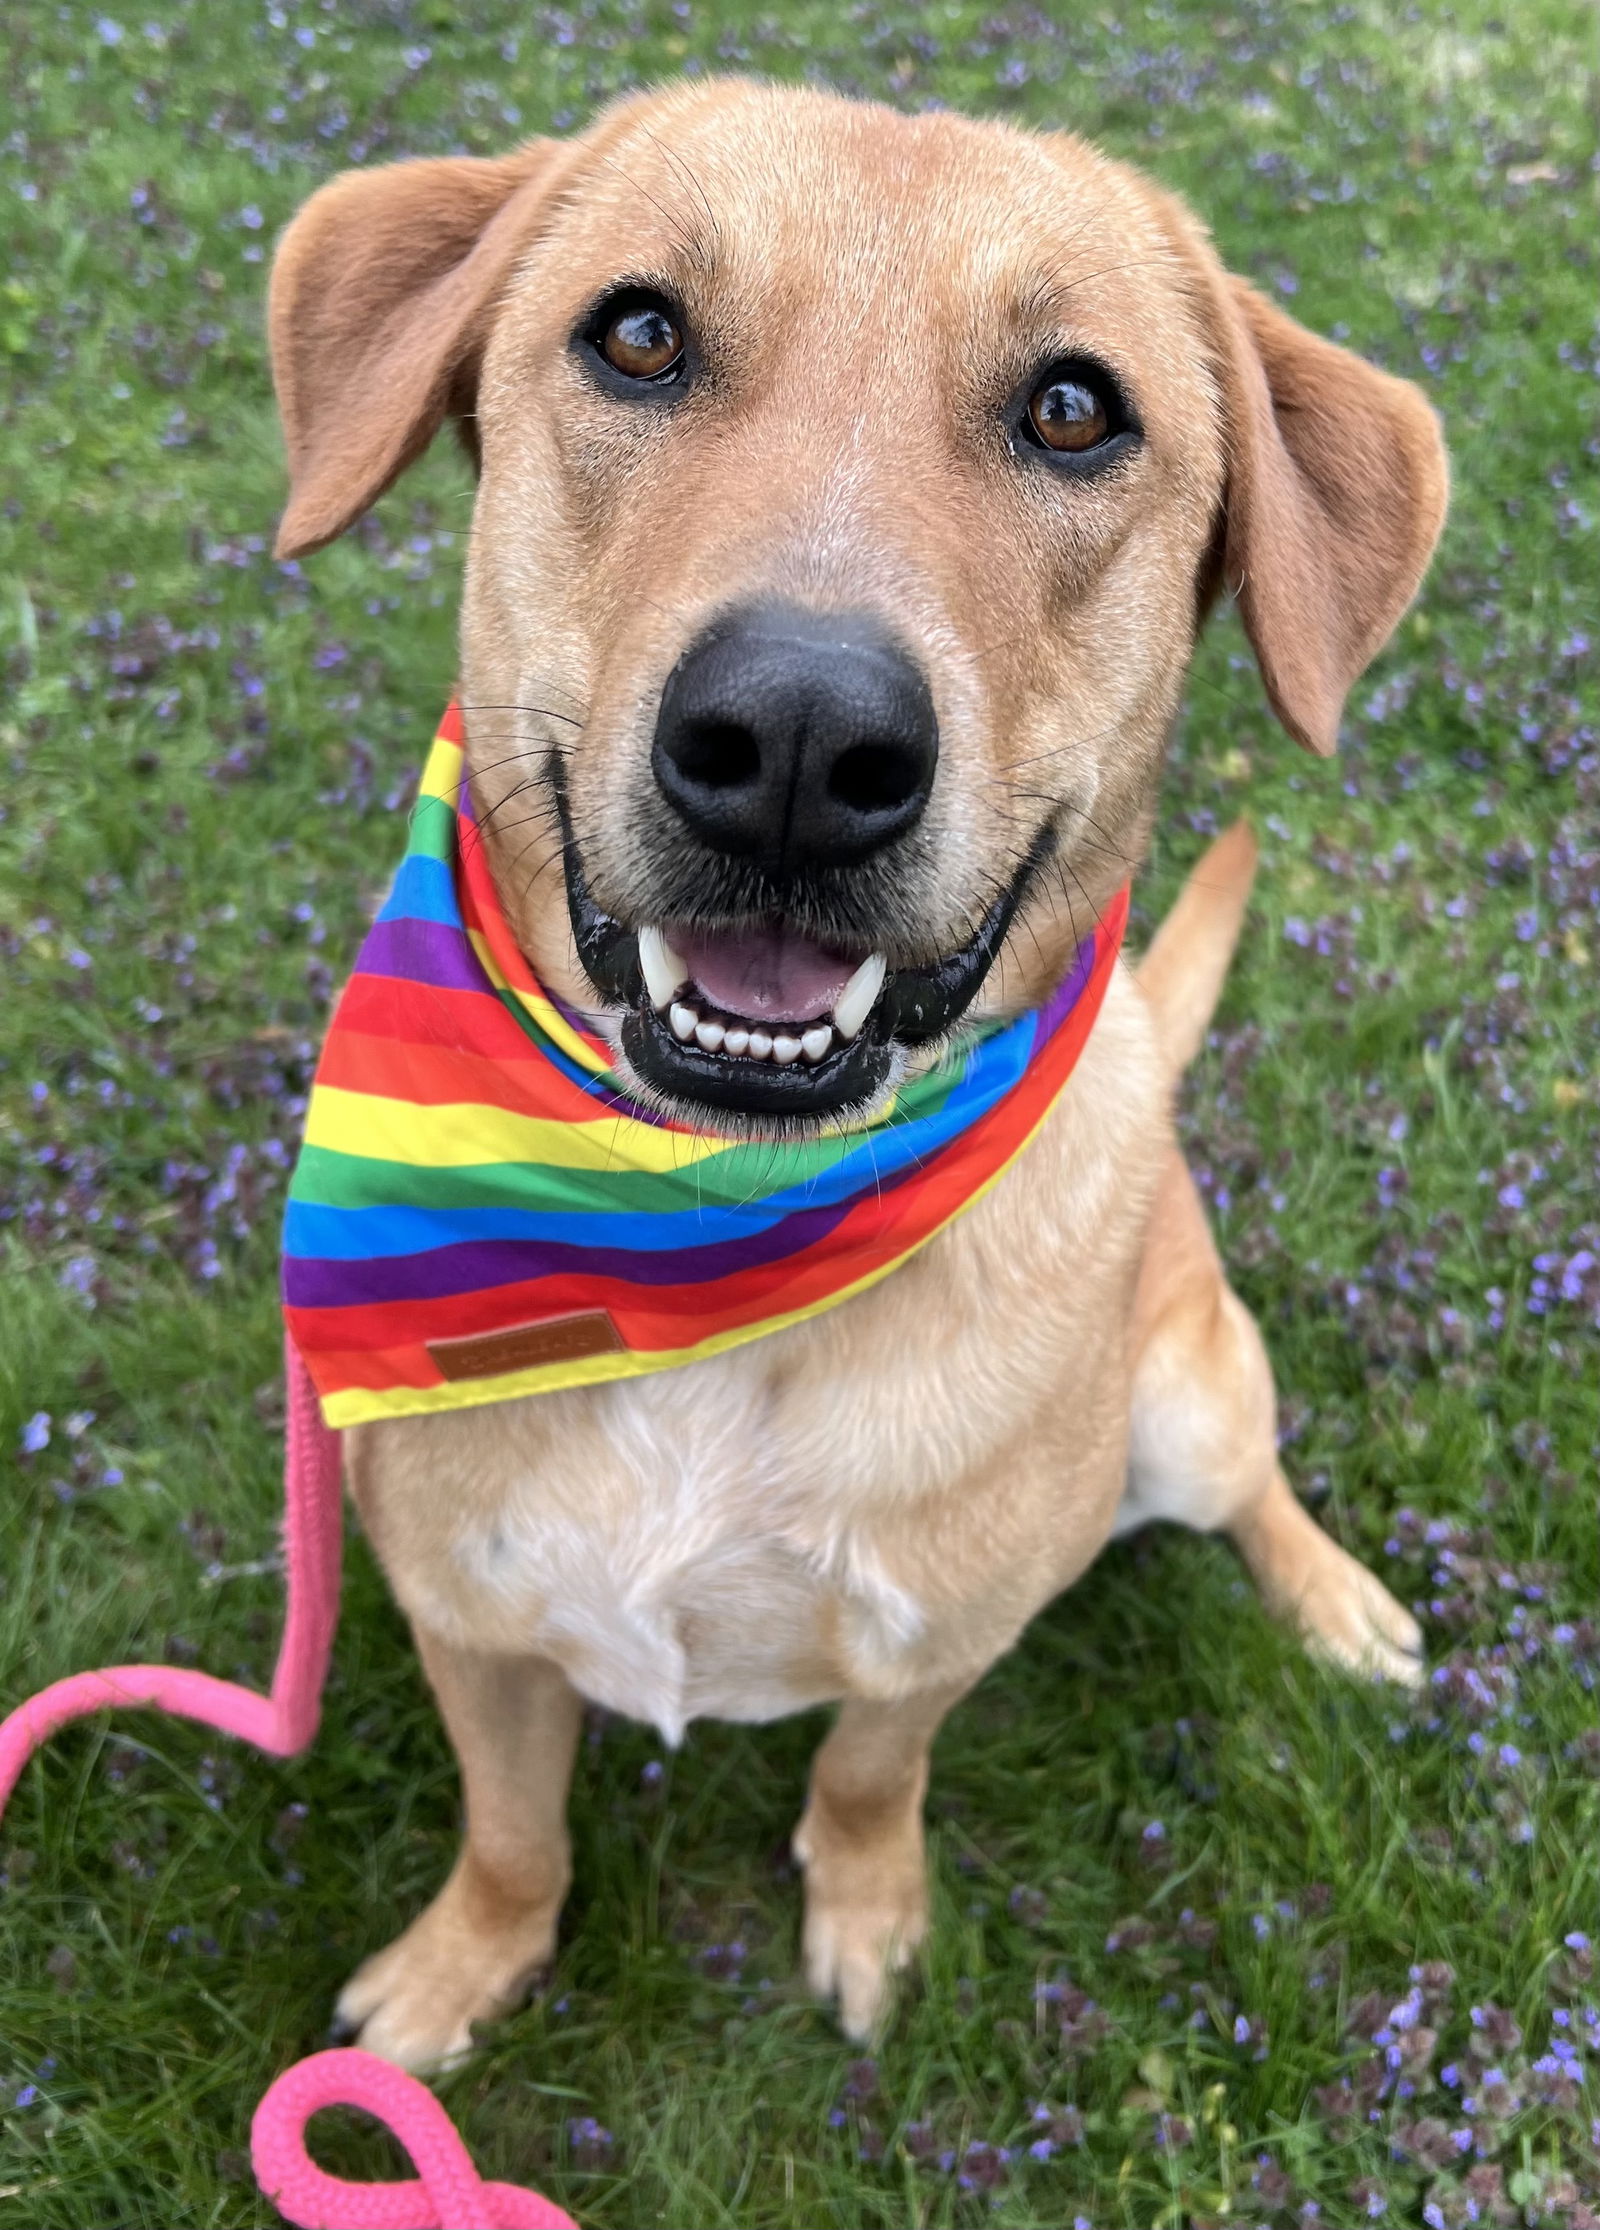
[599, 302, 682, 380]
[1027, 377, 1109, 452]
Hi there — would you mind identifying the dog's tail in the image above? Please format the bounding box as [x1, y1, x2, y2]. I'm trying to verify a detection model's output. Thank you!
[1135, 821, 1259, 1071]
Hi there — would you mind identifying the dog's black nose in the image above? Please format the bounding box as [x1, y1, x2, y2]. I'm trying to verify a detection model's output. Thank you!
[652, 605, 938, 872]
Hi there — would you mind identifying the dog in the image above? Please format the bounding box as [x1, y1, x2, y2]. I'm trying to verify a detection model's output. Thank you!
[266, 76, 1448, 2069]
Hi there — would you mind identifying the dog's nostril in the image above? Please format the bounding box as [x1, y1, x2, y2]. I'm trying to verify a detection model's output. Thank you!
[676, 719, 762, 792]
[827, 739, 924, 816]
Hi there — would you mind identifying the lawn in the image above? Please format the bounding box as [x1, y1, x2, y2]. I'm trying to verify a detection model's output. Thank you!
[1, 2, 1596, 2224]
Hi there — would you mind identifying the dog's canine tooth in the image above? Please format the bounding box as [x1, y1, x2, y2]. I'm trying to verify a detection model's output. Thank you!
[831, 953, 887, 1041]
[722, 1026, 751, 1056]
[669, 1000, 698, 1042]
[747, 1029, 774, 1060]
[800, 1025, 832, 1063]
[638, 924, 689, 1010]
[695, 1018, 726, 1053]
[771, 1033, 802, 1065]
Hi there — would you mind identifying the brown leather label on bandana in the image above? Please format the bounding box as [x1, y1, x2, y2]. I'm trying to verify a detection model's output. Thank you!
[428, 1310, 626, 1381]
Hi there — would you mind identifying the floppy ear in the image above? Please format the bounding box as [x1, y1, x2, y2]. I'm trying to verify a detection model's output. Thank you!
[1213, 275, 1448, 755]
[267, 141, 571, 560]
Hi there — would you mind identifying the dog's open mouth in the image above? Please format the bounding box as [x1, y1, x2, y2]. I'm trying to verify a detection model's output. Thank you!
[555, 777, 1054, 1122]
[625, 919, 894, 1117]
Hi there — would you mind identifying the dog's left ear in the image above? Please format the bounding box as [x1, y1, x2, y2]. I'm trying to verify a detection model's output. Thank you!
[1211, 275, 1449, 755]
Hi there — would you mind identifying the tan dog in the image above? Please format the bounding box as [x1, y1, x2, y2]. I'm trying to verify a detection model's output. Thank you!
[268, 78, 1447, 2068]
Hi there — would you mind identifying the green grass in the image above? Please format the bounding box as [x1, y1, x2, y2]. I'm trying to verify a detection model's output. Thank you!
[1, 2, 1596, 2224]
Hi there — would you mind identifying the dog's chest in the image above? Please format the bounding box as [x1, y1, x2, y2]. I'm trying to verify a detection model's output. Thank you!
[368, 994, 1154, 1742]
[443, 1362, 930, 1744]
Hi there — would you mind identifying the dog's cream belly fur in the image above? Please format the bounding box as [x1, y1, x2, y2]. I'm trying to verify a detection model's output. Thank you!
[346, 978, 1164, 1743]
[442, 1367, 917, 1741]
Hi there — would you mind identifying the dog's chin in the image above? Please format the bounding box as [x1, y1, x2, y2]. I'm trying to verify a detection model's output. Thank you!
[554, 797, 1057, 1135]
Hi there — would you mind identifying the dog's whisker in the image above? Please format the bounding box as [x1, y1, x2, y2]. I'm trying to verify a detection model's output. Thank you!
[455, 701, 589, 725]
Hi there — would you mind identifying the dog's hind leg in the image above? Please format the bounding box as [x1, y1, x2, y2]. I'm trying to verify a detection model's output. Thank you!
[333, 1633, 584, 2071]
[1118, 1146, 1423, 1685]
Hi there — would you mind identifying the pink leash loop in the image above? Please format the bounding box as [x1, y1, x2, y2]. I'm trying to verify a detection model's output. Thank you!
[0, 1339, 583, 2230]
[250, 2049, 577, 2230]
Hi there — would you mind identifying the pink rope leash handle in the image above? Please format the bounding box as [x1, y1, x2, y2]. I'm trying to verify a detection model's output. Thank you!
[0, 1340, 582, 2230]
[251, 2050, 577, 2230]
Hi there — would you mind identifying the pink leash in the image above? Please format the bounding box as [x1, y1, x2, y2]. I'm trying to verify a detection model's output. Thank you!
[0, 1341, 341, 1794]
[251, 2052, 575, 2230]
[0, 1339, 579, 2230]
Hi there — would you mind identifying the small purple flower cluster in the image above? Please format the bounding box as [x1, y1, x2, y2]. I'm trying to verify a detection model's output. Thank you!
[564, 2115, 615, 2170]
[1296, 1956, 1600, 2226]
[14, 1405, 128, 1503]
[696, 1938, 746, 1984]
[1035, 1975, 1115, 2059]
[1, 2056, 59, 2115]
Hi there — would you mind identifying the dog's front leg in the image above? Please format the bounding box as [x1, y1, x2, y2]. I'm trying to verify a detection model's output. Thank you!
[333, 1633, 584, 2071]
[792, 1681, 969, 2040]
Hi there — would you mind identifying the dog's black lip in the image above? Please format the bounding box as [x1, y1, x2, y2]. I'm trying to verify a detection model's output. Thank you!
[547, 758, 1056, 1115]
[624, 995, 895, 1118]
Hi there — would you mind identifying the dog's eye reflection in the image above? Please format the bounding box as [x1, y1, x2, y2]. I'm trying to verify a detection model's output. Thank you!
[1026, 375, 1111, 453]
[598, 297, 683, 381]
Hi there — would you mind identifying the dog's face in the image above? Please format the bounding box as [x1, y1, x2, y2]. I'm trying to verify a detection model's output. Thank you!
[270, 81, 1446, 1128]
[461, 93, 1224, 1124]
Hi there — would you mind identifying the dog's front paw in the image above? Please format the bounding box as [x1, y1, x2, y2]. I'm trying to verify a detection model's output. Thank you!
[332, 1864, 561, 2073]
[793, 1810, 928, 2041]
[1292, 1538, 1425, 1688]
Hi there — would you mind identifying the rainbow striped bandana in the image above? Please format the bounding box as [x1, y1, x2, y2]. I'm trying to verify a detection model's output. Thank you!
[284, 705, 1130, 1428]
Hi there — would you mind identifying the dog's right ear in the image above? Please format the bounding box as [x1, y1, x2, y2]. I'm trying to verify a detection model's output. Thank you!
[268, 142, 568, 560]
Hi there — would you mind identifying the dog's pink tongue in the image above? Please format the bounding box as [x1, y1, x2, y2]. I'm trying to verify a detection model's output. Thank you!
[676, 923, 855, 1023]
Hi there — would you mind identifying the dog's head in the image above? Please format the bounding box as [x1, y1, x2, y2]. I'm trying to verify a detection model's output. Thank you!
[270, 80, 1446, 1129]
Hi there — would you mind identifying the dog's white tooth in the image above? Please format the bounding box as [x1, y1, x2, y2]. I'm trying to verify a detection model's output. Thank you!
[669, 1001, 698, 1042]
[722, 1026, 750, 1056]
[771, 1033, 802, 1065]
[800, 1025, 832, 1063]
[747, 1029, 773, 1060]
[638, 924, 688, 1010]
[694, 1018, 725, 1053]
[831, 952, 887, 1041]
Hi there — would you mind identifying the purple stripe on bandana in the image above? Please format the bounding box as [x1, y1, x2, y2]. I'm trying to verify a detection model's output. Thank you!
[356, 915, 496, 996]
[1033, 926, 1097, 1037]
[280, 1185, 888, 1311]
